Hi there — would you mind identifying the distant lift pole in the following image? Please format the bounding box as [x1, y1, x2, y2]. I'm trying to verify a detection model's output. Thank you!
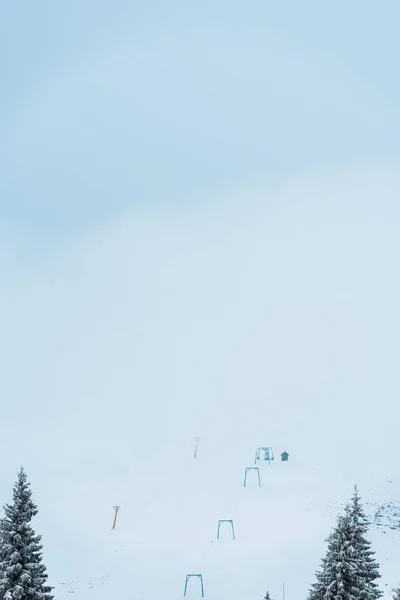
[193, 437, 200, 458]
[112, 505, 120, 530]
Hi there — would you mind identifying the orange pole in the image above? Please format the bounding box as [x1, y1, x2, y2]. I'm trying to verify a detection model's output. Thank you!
[112, 505, 120, 530]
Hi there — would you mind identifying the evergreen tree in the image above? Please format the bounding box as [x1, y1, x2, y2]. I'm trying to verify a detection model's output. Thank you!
[308, 488, 382, 600]
[264, 592, 272, 600]
[346, 485, 382, 600]
[0, 467, 53, 600]
[393, 588, 400, 600]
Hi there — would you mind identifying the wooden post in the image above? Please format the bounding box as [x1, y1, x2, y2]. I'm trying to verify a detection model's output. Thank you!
[193, 437, 200, 458]
[112, 505, 120, 530]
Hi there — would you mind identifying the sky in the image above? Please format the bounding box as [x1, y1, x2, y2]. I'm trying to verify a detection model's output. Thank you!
[0, 0, 399, 486]
[0, 0, 400, 236]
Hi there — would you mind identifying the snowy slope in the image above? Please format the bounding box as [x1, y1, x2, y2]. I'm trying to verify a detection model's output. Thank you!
[17, 435, 400, 600]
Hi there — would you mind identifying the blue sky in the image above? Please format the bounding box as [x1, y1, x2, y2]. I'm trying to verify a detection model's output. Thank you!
[1, 0, 399, 232]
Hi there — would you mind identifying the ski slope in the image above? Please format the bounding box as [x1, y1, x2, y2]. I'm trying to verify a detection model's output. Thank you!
[16, 434, 400, 600]
[1, 171, 400, 600]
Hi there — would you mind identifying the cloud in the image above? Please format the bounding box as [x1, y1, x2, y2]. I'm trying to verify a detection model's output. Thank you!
[1, 24, 398, 228]
[1, 163, 400, 463]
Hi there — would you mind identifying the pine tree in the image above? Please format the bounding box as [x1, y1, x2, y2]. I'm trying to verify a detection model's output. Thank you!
[393, 588, 400, 600]
[264, 592, 272, 600]
[308, 488, 382, 600]
[346, 485, 382, 600]
[0, 467, 53, 600]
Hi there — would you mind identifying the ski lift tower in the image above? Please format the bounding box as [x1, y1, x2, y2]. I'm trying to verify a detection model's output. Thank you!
[254, 446, 274, 465]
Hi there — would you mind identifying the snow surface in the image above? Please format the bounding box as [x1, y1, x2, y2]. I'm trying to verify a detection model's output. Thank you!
[5, 436, 399, 600]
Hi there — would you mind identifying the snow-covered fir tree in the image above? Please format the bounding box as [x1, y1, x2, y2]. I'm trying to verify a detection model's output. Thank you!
[0, 467, 53, 600]
[308, 487, 382, 600]
[393, 588, 400, 600]
[264, 591, 272, 600]
[346, 485, 382, 600]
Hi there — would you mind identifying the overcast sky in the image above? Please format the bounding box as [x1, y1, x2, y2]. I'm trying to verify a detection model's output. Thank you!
[1, 0, 399, 235]
[1, 0, 400, 489]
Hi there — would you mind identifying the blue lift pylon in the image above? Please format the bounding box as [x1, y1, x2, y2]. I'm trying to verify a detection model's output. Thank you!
[217, 519, 235, 539]
[184, 574, 204, 597]
[243, 466, 261, 487]
[254, 446, 274, 465]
